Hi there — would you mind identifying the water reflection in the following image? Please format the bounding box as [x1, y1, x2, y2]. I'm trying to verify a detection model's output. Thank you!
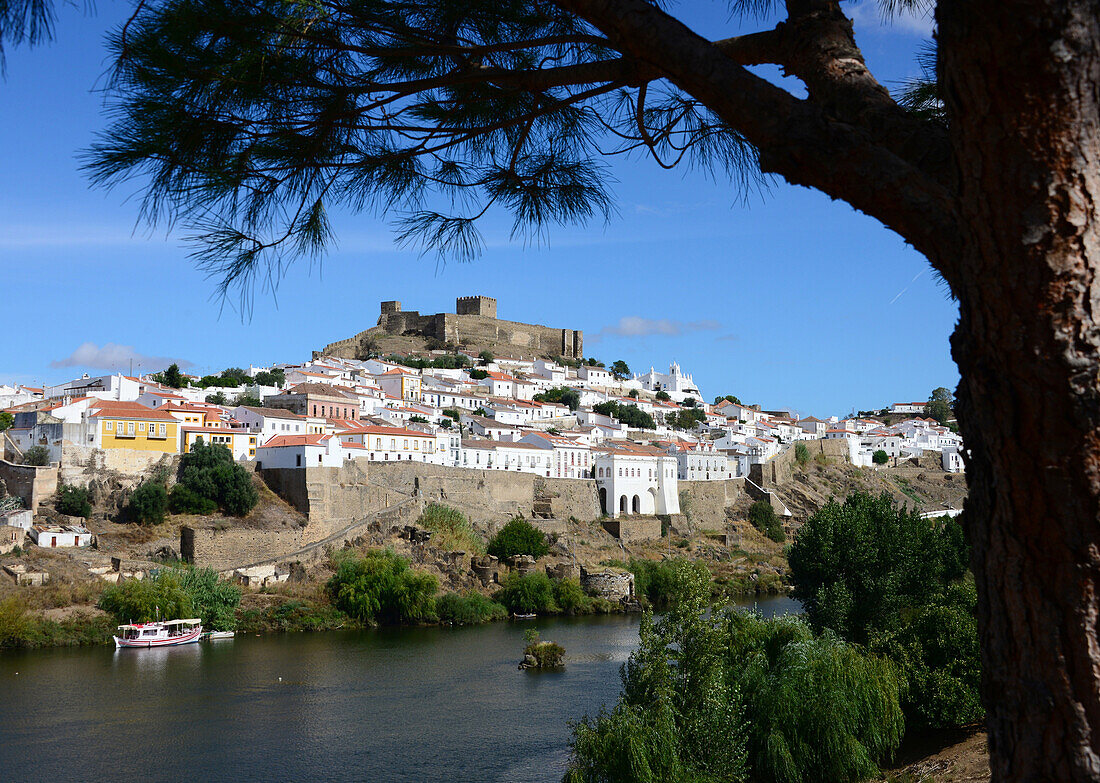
[1, 596, 798, 783]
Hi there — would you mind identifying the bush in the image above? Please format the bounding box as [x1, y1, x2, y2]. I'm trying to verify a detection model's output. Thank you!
[748, 500, 785, 543]
[22, 446, 49, 466]
[470, 368, 489, 380]
[628, 558, 709, 606]
[873, 449, 889, 464]
[436, 591, 508, 625]
[99, 570, 194, 623]
[0, 597, 115, 649]
[179, 567, 242, 632]
[655, 390, 670, 401]
[564, 560, 902, 783]
[168, 484, 219, 515]
[486, 517, 550, 560]
[795, 442, 810, 467]
[495, 572, 558, 614]
[128, 481, 168, 525]
[523, 630, 566, 668]
[417, 503, 485, 554]
[787, 492, 978, 730]
[178, 440, 258, 516]
[55, 484, 92, 518]
[553, 578, 593, 614]
[326, 549, 438, 625]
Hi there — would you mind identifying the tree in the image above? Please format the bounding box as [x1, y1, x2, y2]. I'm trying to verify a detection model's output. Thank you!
[128, 480, 168, 525]
[22, 446, 48, 466]
[0, 411, 12, 431]
[233, 394, 262, 408]
[327, 549, 438, 625]
[872, 449, 889, 465]
[177, 440, 258, 516]
[609, 360, 631, 381]
[220, 367, 249, 386]
[74, 0, 1100, 773]
[478, 349, 494, 365]
[162, 363, 184, 389]
[487, 517, 550, 560]
[627, 388, 638, 398]
[55, 484, 92, 518]
[655, 390, 670, 402]
[748, 499, 784, 543]
[469, 368, 488, 380]
[533, 386, 581, 411]
[593, 401, 655, 430]
[254, 369, 283, 388]
[715, 395, 742, 406]
[205, 391, 227, 405]
[924, 386, 955, 426]
[682, 397, 696, 408]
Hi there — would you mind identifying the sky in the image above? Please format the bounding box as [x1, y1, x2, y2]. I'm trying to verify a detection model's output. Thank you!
[0, 0, 956, 418]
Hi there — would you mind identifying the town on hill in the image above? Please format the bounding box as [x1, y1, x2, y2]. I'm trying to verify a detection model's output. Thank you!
[0, 296, 963, 589]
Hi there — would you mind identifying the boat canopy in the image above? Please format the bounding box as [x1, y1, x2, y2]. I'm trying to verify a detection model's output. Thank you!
[164, 618, 202, 625]
[116, 619, 202, 630]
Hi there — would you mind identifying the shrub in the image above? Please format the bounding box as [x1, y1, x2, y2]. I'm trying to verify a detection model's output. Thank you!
[0, 597, 115, 649]
[523, 629, 565, 668]
[168, 484, 218, 515]
[99, 570, 194, 623]
[788, 491, 978, 730]
[795, 442, 810, 467]
[0, 411, 13, 431]
[436, 591, 508, 625]
[179, 567, 242, 632]
[655, 390, 670, 401]
[55, 484, 92, 518]
[564, 561, 902, 783]
[326, 549, 438, 625]
[873, 449, 889, 464]
[178, 440, 258, 516]
[748, 499, 785, 543]
[128, 481, 169, 525]
[417, 503, 485, 553]
[487, 517, 550, 560]
[495, 572, 558, 614]
[442, 408, 461, 421]
[22, 446, 49, 466]
[629, 558, 708, 607]
[470, 368, 489, 380]
[553, 578, 593, 614]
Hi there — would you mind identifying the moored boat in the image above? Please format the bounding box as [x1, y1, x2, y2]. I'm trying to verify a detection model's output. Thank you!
[113, 619, 203, 649]
[203, 631, 235, 640]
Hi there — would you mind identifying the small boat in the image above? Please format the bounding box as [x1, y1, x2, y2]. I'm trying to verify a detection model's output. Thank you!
[512, 613, 537, 620]
[113, 619, 203, 649]
[203, 631, 235, 641]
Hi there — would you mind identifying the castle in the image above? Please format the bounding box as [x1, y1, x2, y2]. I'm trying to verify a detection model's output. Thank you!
[317, 296, 583, 360]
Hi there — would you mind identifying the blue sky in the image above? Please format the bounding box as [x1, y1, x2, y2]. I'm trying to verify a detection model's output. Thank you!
[0, 1, 955, 417]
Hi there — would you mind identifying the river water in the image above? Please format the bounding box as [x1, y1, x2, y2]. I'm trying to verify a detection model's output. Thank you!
[0, 596, 799, 783]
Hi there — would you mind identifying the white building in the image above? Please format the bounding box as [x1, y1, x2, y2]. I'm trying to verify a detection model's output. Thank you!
[29, 524, 93, 548]
[459, 439, 552, 475]
[519, 432, 592, 478]
[339, 424, 444, 463]
[943, 446, 965, 473]
[670, 443, 734, 480]
[255, 433, 351, 468]
[593, 441, 680, 517]
[633, 362, 702, 402]
[44, 373, 142, 402]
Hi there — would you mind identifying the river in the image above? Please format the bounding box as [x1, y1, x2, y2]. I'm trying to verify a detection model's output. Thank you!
[0, 596, 800, 783]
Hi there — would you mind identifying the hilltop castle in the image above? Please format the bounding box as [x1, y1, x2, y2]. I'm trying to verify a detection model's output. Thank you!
[317, 296, 583, 360]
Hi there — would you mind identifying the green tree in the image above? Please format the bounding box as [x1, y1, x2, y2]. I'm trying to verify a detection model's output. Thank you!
[220, 367, 250, 385]
[327, 549, 438, 625]
[205, 391, 228, 405]
[609, 360, 630, 381]
[748, 499, 784, 543]
[98, 570, 194, 624]
[682, 396, 696, 407]
[179, 567, 242, 631]
[233, 394, 262, 408]
[55, 484, 92, 518]
[655, 390, 670, 402]
[924, 386, 955, 426]
[22, 446, 49, 466]
[442, 408, 461, 421]
[794, 442, 810, 467]
[478, 350, 494, 365]
[872, 449, 889, 465]
[0, 410, 12, 431]
[592, 401, 655, 430]
[162, 363, 185, 389]
[62, 0, 1100, 769]
[128, 480, 168, 525]
[487, 517, 550, 560]
[669, 407, 706, 431]
[469, 368, 488, 380]
[565, 560, 902, 783]
[177, 440, 258, 516]
[533, 386, 580, 411]
[714, 394, 742, 406]
[253, 368, 285, 387]
[472, 407, 489, 417]
[495, 571, 558, 614]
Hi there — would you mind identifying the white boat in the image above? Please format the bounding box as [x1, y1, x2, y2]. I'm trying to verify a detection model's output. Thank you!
[113, 619, 203, 649]
[203, 631, 235, 640]
[512, 613, 537, 620]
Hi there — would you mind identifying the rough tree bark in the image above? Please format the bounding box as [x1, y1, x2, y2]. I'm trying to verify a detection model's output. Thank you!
[940, 0, 1100, 779]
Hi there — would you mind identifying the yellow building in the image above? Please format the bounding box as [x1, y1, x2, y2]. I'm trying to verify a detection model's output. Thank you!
[181, 428, 258, 460]
[89, 401, 180, 454]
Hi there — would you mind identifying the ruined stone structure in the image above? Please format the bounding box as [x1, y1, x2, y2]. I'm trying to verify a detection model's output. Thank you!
[318, 296, 583, 360]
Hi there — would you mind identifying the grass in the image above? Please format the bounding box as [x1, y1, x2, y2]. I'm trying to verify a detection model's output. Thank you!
[417, 503, 486, 554]
[0, 597, 115, 649]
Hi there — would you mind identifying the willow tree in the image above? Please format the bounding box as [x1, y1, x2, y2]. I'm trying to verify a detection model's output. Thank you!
[66, 0, 1100, 778]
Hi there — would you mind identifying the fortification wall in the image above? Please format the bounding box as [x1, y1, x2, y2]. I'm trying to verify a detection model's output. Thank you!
[0, 459, 58, 514]
[678, 478, 745, 532]
[601, 516, 663, 543]
[181, 525, 305, 571]
[751, 438, 851, 488]
[58, 444, 176, 488]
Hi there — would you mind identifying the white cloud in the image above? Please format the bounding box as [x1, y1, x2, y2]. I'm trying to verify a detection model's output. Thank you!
[848, 0, 934, 38]
[589, 317, 722, 342]
[50, 343, 195, 372]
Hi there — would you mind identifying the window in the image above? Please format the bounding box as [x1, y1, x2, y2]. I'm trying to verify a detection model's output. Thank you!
[403, 439, 408, 449]
[376, 438, 382, 450]
[105, 421, 113, 431]
[138, 422, 146, 432]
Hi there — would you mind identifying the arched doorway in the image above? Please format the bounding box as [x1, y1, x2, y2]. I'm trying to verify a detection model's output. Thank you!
[599, 487, 607, 515]
[632, 495, 641, 514]
[619, 495, 628, 514]
[648, 486, 659, 514]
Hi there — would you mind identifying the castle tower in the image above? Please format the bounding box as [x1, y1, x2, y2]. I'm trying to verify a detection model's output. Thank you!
[456, 295, 497, 318]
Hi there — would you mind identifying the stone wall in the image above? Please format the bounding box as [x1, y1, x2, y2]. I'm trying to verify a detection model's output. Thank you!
[580, 568, 635, 601]
[0, 459, 57, 514]
[601, 516, 663, 543]
[678, 478, 745, 532]
[751, 438, 851, 488]
[180, 525, 305, 571]
[58, 444, 176, 488]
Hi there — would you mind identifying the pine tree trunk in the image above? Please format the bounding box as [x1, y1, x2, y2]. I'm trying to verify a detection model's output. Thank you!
[940, 1, 1100, 778]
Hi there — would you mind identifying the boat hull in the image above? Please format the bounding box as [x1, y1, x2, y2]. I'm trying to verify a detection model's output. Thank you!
[113, 626, 203, 649]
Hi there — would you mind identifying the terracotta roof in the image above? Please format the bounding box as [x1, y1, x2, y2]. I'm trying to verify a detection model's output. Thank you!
[238, 405, 305, 420]
[89, 401, 175, 421]
[258, 434, 330, 448]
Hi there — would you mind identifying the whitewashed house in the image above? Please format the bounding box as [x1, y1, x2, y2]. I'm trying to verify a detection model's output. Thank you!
[593, 442, 680, 517]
